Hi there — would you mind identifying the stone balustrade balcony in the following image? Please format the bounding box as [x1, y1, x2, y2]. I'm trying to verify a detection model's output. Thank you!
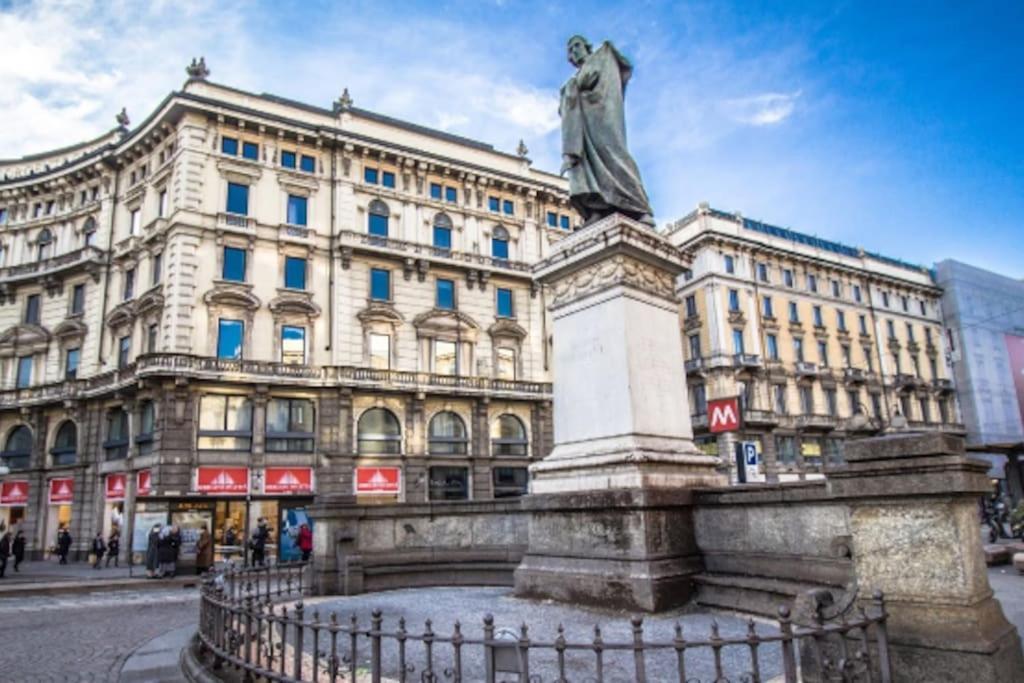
[0, 245, 105, 286]
[338, 230, 532, 277]
[795, 413, 836, 431]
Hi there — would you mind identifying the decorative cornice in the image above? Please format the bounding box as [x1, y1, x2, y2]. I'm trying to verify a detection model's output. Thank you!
[356, 302, 405, 326]
[487, 318, 527, 341]
[202, 281, 261, 311]
[268, 290, 321, 317]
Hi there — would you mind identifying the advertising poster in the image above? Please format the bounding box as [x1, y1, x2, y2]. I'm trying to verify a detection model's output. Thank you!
[279, 507, 313, 562]
[1006, 334, 1024, 427]
[132, 511, 168, 552]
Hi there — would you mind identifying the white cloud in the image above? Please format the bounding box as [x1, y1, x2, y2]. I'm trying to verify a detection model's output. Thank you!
[721, 91, 801, 126]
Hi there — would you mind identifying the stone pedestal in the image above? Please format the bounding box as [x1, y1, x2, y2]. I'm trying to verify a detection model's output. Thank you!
[513, 214, 724, 612]
[831, 433, 1024, 682]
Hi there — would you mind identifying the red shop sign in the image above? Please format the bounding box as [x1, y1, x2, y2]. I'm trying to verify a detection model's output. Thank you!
[0, 480, 29, 505]
[355, 467, 401, 495]
[264, 467, 313, 494]
[708, 397, 741, 434]
[137, 470, 152, 496]
[196, 466, 249, 495]
[105, 473, 127, 501]
[48, 478, 74, 504]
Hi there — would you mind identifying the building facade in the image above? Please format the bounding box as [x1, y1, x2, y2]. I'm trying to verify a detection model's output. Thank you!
[668, 205, 964, 483]
[0, 64, 574, 562]
[935, 259, 1024, 502]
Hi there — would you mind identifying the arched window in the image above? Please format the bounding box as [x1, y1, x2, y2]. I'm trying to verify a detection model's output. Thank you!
[428, 411, 467, 455]
[368, 200, 390, 238]
[491, 226, 509, 260]
[2, 425, 33, 470]
[51, 421, 77, 466]
[83, 217, 97, 247]
[433, 213, 453, 251]
[37, 228, 53, 261]
[491, 414, 527, 456]
[357, 407, 401, 454]
[104, 408, 129, 461]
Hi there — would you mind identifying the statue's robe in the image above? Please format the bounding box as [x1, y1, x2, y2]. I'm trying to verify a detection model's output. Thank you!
[560, 41, 652, 223]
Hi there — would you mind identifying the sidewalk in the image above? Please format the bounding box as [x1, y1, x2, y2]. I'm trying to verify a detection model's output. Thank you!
[0, 559, 201, 597]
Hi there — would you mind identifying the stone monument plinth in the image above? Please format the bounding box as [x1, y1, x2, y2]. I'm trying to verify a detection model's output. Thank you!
[513, 214, 725, 612]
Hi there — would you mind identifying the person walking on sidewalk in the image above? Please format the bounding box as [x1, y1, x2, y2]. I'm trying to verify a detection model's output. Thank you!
[91, 532, 106, 569]
[105, 530, 120, 568]
[297, 523, 313, 562]
[145, 524, 161, 578]
[249, 518, 270, 567]
[195, 527, 213, 575]
[0, 532, 11, 578]
[12, 530, 25, 572]
[57, 527, 72, 564]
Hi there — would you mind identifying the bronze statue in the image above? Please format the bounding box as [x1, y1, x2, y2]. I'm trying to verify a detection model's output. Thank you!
[560, 35, 654, 228]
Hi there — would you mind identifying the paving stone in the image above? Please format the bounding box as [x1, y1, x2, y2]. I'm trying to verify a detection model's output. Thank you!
[983, 544, 1011, 565]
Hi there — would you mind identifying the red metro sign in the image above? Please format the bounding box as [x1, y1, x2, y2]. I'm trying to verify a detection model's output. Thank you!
[105, 473, 127, 501]
[48, 478, 74, 504]
[196, 467, 249, 495]
[0, 480, 29, 505]
[264, 467, 313, 494]
[708, 397, 741, 433]
[355, 467, 401, 495]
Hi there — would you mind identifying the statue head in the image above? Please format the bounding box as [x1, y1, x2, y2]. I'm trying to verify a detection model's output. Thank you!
[566, 35, 593, 68]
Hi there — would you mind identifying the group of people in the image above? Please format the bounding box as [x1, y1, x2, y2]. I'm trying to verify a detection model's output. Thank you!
[89, 530, 121, 569]
[0, 530, 26, 577]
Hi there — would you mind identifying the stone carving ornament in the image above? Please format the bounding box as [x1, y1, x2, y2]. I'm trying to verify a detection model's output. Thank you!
[549, 254, 675, 308]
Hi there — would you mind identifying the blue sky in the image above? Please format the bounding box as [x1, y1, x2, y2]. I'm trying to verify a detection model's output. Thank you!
[1, 1, 1021, 276]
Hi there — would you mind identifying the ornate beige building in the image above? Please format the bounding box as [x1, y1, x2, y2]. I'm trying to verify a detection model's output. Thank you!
[669, 204, 963, 482]
[0, 62, 573, 561]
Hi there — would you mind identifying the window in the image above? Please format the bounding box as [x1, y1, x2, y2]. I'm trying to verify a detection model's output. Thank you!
[281, 151, 296, 169]
[894, 352, 902, 375]
[920, 397, 931, 423]
[37, 229, 53, 260]
[911, 354, 920, 377]
[33, 203, 42, 218]
[300, 155, 316, 173]
[925, 327, 933, 344]
[123, 268, 135, 300]
[0, 207, 6, 224]
[16, 356, 32, 388]
[65, 348, 80, 380]
[368, 199, 389, 237]
[445, 186, 457, 203]
[104, 409, 129, 461]
[560, 215, 570, 230]
[919, 300, 927, 316]
[46, 200, 54, 215]
[685, 295, 697, 318]
[886, 320, 895, 339]
[848, 390, 861, 414]
[812, 305, 823, 327]
[284, 256, 306, 289]
[793, 338, 804, 362]
[496, 288, 514, 318]
[357, 407, 401, 454]
[221, 137, 238, 155]
[929, 357, 938, 380]
[688, 334, 701, 359]
[836, 310, 846, 331]
[429, 466, 469, 501]
[788, 301, 799, 323]
[266, 398, 315, 452]
[547, 212, 558, 228]
[906, 323, 915, 342]
[51, 421, 77, 466]
[430, 183, 442, 200]
[800, 385, 814, 413]
[692, 384, 707, 414]
[831, 280, 841, 297]
[24, 294, 40, 325]
[152, 253, 162, 285]
[853, 285, 862, 303]
[732, 329, 744, 354]
[223, 246, 246, 282]
[138, 401, 155, 456]
[281, 326, 306, 364]
[428, 411, 468, 455]
[226, 182, 249, 215]
[84, 220, 97, 247]
[488, 196, 500, 212]
[724, 254, 735, 274]
[2, 426, 32, 470]
[901, 296, 909, 312]
[370, 268, 391, 301]
[939, 397, 950, 423]
[728, 289, 740, 312]
[825, 389, 837, 416]
[287, 195, 308, 226]
[492, 226, 510, 260]
[118, 335, 131, 368]
[502, 199, 514, 215]
[198, 395, 253, 450]
[130, 209, 142, 236]
[818, 340, 828, 366]
[871, 393, 882, 418]
[806, 274, 817, 292]
[217, 319, 244, 360]
[776, 436, 797, 466]
[434, 340, 458, 375]
[364, 167, 379, 184]
[493, 467, 529, 498]
[774, 384, 787, 415]
[369, 333, 391, 369]
[436, 279, 455, 310]
[766, 334, 779, 360]
[762, 296, 774, 318]
[899, 394, 912, 419]
[757, 262, 769, 282]
[159, 190, 168, 217]
[882, 292, 890, 307]
[841, 344, 852, 367]
[382, 171, 395, 188]
[433, 214, 452, 250]
[783, 269, 794, 287]
[148, 323, 158, 353]
[859, 314, 868, 335]
[496, 347, 516, 380]
[242, 141, 259, 161]
[492, 414, 527, 456]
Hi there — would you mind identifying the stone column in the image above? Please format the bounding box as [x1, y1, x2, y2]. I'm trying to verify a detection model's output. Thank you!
[513, 214, 725, 612]
[831, 432, 1024, 682]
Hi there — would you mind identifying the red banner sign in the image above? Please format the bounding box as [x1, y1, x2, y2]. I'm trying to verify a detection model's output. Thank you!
[195, 466, 249, 494]
[105, 473, 127, 501]
[1006, 335, 1024, 428]
[355, 467, 401, 495]
[48, 478, 74, 504]
[708, 397, 741, 433]
[0, 480, 29, 505]
[137, 470, 152, 496]
[264, 467, 313, 494]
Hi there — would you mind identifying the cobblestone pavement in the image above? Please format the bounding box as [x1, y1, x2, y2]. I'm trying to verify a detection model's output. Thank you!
[0, 588, 198, 682]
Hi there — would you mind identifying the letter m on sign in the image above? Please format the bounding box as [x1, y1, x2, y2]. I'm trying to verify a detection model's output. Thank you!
[708, 397, 740, 433]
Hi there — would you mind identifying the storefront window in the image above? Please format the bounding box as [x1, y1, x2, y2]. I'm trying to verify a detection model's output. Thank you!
[50, 420, 77, 466]
[428, 411, 467, 455]
[137, 400, 155, 456]
[2, 425, 32, 470]
[357, 408, 401, 454]
[198, 395, 253, 450]
[492, 467, 528, 498]
[104, 408, 129, 460]
[491, 414, 527, 456]
[428, 466, 469, 500]
[266, 398, 315, 452]
[775, 436, 797, 467]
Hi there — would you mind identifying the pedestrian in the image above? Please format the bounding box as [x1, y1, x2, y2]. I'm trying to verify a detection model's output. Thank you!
[105, 530, 120, 568]
[297, 523, 313, 563]
[57, 527, 72, 565]
[223, 526, 236, 547]
[91, 532, 106, 569]
[157, 526, 174, 578]
[0, 531, 11, 578]
[249, 518, 269, 567]
[145, 524, 161, 578]
[12, 530, 25, 572]
[169, 525, 181, 577]
[195, 527, 213, 575]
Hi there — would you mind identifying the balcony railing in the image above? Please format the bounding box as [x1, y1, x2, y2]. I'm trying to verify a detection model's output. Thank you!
[684, 358, 705, 374]
[795, 361, 819, 377]
[0, 245, 105, 284]
[732, 353, 762, 369]
[932, 378, 954, 391]
[218, 212, 256, 232]
[893, 373, 920, 389]
[743, 408, 778, 426]
[795, 414, 836, 431]
[338, 230, 532, 274]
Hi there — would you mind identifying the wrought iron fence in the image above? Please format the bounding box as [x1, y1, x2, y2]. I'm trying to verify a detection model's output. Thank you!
[195, 563, 891, 683]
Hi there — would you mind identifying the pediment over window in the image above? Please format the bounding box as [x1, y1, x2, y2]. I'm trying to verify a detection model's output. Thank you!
[203, 282, 261, 311]
[105, 301, 136, 329]
[357, 302, 405, 326]
[53, 319, 88, 343]
[0, 324, 51, 356]
[268, 290, 321, 317]
[413, 309, 479, 341]
[488, 319, 527, 341]
[134, 287, 165, 318]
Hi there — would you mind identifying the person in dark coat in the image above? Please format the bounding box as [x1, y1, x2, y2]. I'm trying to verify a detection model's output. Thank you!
[57, 528, 72, 565]
[297, 523, 313, 562]
[0, 532, 11, 578]
[195, 527, 213, 575]
[105, 530, 120, 568]
[249, 518, 270, 567]
[91, 532, 106, 569]
[145, 524, 161, 578]
[168, 525, 181, 577]
[157, 527, 174, 577]
[12, 531, 25, 572]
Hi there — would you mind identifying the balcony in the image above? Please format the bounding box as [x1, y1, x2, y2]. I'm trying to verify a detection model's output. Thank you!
[684, 358, 706, 375]
[217, 212, 256, 232]
[842, 414, 880, 433]
[279, 223, 311, 241]
[932, 378, 954, 392]
[796, 414, 836, 431]
[338, 230, 531, 276]
[732, 353, 762, 369]
[893, 373, 921, 390]
[0, 246, 105, 286]
[691, 413, 708, 430]
[743, 408, 778, 427]
[795, 361, 819, 378]
[843, 367, 866, 384]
